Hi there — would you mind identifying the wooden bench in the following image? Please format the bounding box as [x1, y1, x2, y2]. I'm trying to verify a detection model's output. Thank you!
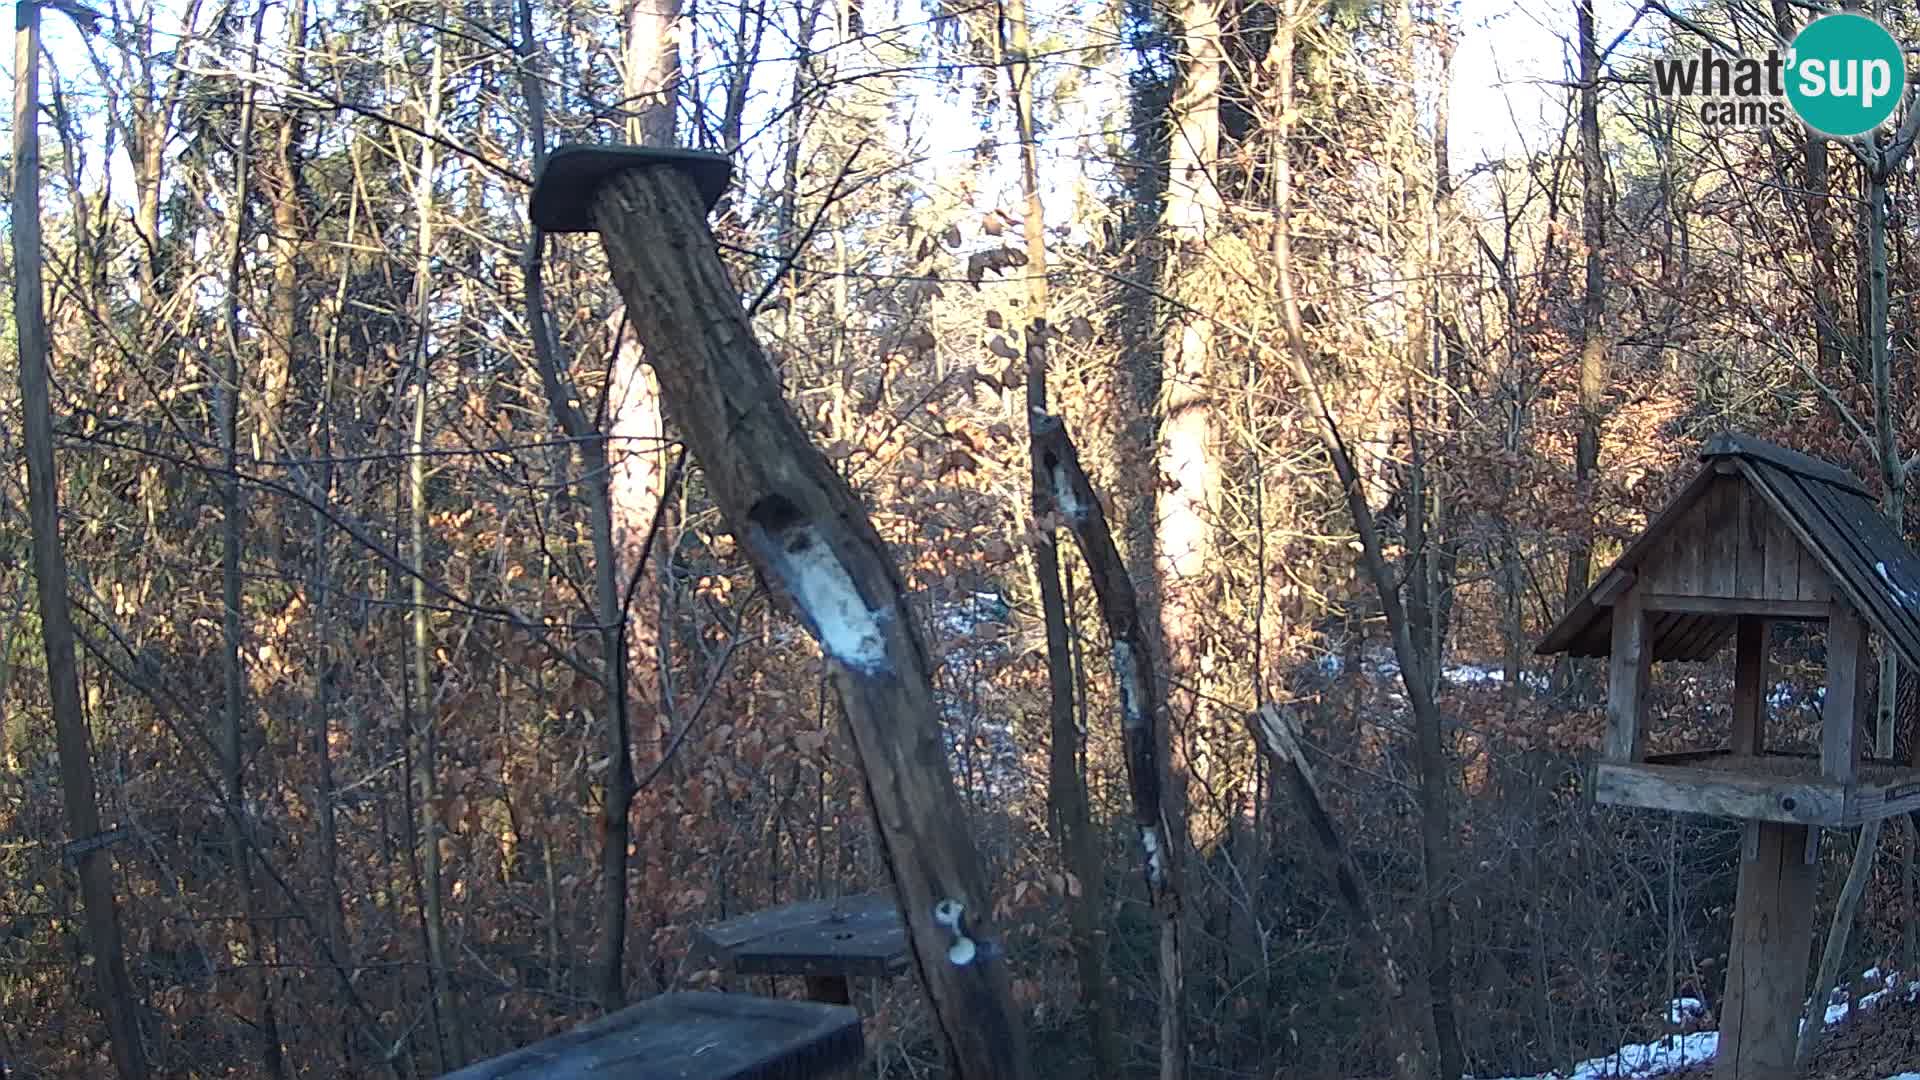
[441, 992, 862, 1080]
[694, 894, 909, 1005]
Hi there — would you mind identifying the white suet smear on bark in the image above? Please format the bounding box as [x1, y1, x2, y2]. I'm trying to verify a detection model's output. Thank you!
[1141, 824, 1166, 886]
[1050, 463, 1086, 524]
[1112, 642, 1146, 730]
[752, 515, 890, 674]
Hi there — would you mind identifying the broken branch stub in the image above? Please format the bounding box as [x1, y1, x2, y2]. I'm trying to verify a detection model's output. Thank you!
[539, 153, 1033, 1080]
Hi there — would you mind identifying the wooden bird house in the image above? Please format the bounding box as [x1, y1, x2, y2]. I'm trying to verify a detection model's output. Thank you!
[1538, 433, 1920, 1079]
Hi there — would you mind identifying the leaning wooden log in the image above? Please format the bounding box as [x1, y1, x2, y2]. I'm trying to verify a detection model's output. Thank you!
[528, 145, 1034, 1080]
[1028, 411, 1186, 1079]
[1251, 704, 1434, 1080]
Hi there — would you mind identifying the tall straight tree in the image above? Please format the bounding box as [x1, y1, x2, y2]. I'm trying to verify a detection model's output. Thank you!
[1149, 0, 1223, 1073]
[12, 0, 150, 1074]
[217, 3, 286, 1071]
[1564, 0, 1607, 612]
[406, 19, 463, 1063]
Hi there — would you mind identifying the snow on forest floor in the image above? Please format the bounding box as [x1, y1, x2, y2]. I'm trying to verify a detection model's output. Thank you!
[1485, 969, 1920, 1079]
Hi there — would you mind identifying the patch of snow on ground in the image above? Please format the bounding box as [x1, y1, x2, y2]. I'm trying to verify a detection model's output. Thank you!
[1488, 968, 1916, 1079]
[1446, 664, 1505, 685]
[1667, 997, 1705, 1025]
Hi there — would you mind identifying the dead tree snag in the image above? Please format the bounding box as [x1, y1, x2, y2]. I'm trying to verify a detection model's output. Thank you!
[529, 145, 1033, 1080]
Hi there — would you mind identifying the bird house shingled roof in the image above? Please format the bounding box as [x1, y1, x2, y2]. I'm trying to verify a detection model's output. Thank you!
[1537, 433, 1920, 668]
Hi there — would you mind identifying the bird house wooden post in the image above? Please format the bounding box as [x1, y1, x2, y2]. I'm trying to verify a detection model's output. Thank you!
[527, 145, 1033, 1080]
[1539, 434, 1920, 1080]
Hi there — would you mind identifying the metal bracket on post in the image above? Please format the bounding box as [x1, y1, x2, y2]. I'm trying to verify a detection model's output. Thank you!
[529, 144, 733, 233]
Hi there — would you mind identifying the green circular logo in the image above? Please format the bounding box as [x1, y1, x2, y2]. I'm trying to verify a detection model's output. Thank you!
[1787, 14, 1906, 137]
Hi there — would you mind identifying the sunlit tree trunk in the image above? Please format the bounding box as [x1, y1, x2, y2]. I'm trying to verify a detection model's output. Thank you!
[407, 25, 464, 1066]
[12, 3, 149, 1073]
[1149, 1, 1221, 1073]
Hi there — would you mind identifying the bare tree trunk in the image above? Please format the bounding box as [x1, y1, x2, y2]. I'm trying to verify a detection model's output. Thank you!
[407, 30, 464, 1064]
[1390, 10, 1459, 1058]
[1033, 416, 1188, 1080]
[1156, 0, 1224, 872]
[11, 2, 149, 1074]
[999, 2, 1117, 1071]
[1564, 0, 1607, 611]
[261, 0, 307, 425]
[219, 8, 285, 1072]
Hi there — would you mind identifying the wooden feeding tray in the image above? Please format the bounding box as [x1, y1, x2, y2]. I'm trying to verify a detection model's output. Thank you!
[694, 894, 909, 1004]
[440, 991, 863, 1080]
[1596, 750, 1920, 827]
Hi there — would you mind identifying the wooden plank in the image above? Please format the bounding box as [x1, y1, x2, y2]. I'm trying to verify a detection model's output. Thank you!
[1671, 495, 1706, 595]
[1799, 478, 1908, 637]
[1761, 498, 1802, 602]
[1606, 586, 1652, 762]
[1640, 595, 1828, 619]
[1592, 568, 1636, 606]
[1823, 599, 1864, 785]
[1732, 616, 1768, 756]
[1704, 432, 1873, 496]
[442, 992, 865, 1080]
[1715, 822, 1819, 1080]
[1735, 480, 1767, 599]
[695, 894, 909, 980]
[1673, 613, 1733, 661]
[1803, 480, 1920, 670]
[1704, 477, 1739, 596]
[1592, 762, 1846, 825]
[1538, 467, 1721, 656]
[1848, 772, 1920, 824]
[1742, 464, 1870, 619]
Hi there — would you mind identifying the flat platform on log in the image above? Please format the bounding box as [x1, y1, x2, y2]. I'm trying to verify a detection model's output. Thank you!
[694, 894, 909, 980]
[1595, 751, 1920, 825]
[440, 992, 862, 1080]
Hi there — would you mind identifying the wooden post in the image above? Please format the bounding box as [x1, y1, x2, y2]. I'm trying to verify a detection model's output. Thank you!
[1731, 617, 1768, 757]
[1821, 600, 1864, 785]
[1716, 821, 1818, 1080]
[529, 147, 1034, 1080]
[805, 976, 853, 1005]
[1606, 585, 1652, 762]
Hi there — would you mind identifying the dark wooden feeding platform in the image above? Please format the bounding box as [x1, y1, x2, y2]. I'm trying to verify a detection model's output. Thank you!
[694, 894, 909, 1005]
[1538, 434, 1920, 1080]
[440, 992, 863, 1080]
